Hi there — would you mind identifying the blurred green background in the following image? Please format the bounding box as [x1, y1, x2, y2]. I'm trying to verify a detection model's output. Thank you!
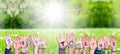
[0, 0, 120, 28]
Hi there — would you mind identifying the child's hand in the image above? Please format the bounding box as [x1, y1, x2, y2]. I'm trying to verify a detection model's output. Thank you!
[39, 38, 48, 49]
[32, 34, 39, 47]
[20, 36, 27, 48]
[13, 38, 21, 50]
[68, 33, 75, 48]
[5, 34, 12, 49]
[98, 36, 105, 50]
[90, 36, 97, 50]
[27, 35, 33, 47]
[104, 37, 110, 48]
[75, 38, 83, 49]
[82, 35, 90, 49]
[56, 33, 67, 49]
[110, 36, 117, 50]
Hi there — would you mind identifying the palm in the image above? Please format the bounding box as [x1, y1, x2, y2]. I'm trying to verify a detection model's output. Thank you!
[110, 37, 117, 49]
[32, 34, 39, 46]
[82, 36, 90, 49]
[27, 36, 33, 46]
[98, 37, 105, 49]
[104, 37, 110, 47]
[76, 41, 83, 49]
[5, 34, 12, 46]
[39, 40, 48, 49]
[20, 36, 27, 48]
[57, 34, 67, 49]
[90, 37, 97, 50]
[68, 33, 75, 48]
[13, 39, 21, 50]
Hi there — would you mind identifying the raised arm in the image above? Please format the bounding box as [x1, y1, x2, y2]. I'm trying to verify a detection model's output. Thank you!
[68, 33, 75, 54]
[33, 34, 39, 54]
[104, 37, 110, 54]
[110, 36, 117, 54]
[90, 36, 97, 54]
[95, 36, 104, 54]
[38, 37, 48, 54]
[74, 37, 83, 54]
[82, 35, 90, 54]
[5, 34, 12, 54]
[57, 33, 67, 54]
[13, 36, 21, 54]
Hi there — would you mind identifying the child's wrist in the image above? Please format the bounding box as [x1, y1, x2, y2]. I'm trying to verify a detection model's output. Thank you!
[83, 47, 88, 50]
[83, 48, 87, 54]
[34, 47, 39, 54]
[68, 47, 73, 50]
[34, 46, 39, 49]
[97, 47, 102, 50]
[83, 50, 87, 54]
[22, 48, 27, 53]
[39, 49, 43, 54]
[59, 48, 66, 54]
[75, 49, 80, 53]
[75, 48, 81, 50]
[104, 47, 109, 54]
[6, 45, 10, 49]
[112, 48, 116, 51]
[68, 47, 74, 54]
[104, 47, 108, 51]
[112, 48, 116, 53]
[14, 49, 19, 54]
[90, 50, 95, 54]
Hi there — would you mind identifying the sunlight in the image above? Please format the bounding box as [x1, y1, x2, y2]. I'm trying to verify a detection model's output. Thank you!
[43, 1, 65, 25]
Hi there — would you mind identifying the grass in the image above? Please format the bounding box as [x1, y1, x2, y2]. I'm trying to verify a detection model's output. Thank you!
[0, 28, 120, 54]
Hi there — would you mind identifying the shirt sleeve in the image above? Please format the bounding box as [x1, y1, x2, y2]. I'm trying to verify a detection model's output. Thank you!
[59, 48, 66, 54]
[21, 52, 26, 54]
[94, 48, 102, 54]
[5, 48, 11, 54]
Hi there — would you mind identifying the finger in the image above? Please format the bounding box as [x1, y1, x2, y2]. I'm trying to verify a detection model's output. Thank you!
[69, 33, 74, 41]
[4, 36, 7, 40]
[64, 41, 67, 46]
[44, 45, 48, 49]
[64, 33, 67, 41]
[7, 33, 11, 37]
[56, 37, 59, 42]
[35, 34, 38, 39]
[60, 34, 63, 41]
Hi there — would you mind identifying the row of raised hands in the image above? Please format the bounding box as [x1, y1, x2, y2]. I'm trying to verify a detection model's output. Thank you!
[5, 34, 48, 54]
[56, 33, 117, 54]
[4, 33, 117, 54]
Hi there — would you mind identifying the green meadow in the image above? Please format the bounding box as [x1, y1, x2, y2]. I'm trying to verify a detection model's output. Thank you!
[0, 29, 120, 54]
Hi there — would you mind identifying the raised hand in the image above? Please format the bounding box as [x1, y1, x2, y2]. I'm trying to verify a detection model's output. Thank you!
[32, 34, 39, 47]
[32, 34, 40, 54]
[68, 33, 75, 47]
[20, 36, 27, 48]
[90, 36, 97, 50]
[104, 36, 110, 54]
[13, 38, 21, 50]
[27, 35, 33, 47]
[39, 38, 48, 49]
[104, 36, 110, 48]
[110, 36, 117, 51]
[74, 37, 83, 54]
[98, 36, 105, 50]
[82, 35, 90, 49]
[5, 34, 12, 49]
[56, 33, 67, 49]
[75, 37, 83, 49]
